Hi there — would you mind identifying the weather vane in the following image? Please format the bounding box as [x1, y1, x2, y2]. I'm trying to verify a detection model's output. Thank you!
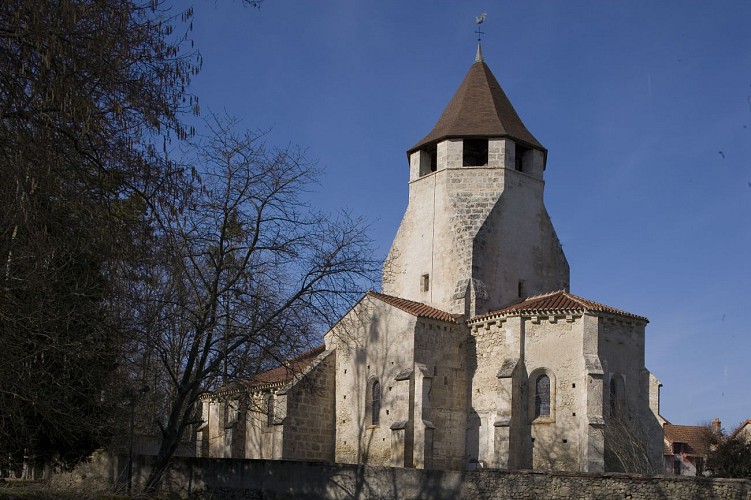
[475, 12, 487, 42]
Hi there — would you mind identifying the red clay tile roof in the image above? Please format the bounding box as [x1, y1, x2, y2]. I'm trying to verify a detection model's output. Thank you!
[408, 60, 545, 156]
[470, 290, 648, 323]
[664, 424, 711, 457]
[214, 345, 326, 394]
[367, 291, 461, 324]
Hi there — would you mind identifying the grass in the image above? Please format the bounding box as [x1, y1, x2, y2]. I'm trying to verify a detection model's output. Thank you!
[0, 480, 133, 499]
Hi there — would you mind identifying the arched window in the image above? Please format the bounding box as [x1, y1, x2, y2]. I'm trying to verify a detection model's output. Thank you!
[534, 374, 551, 418]
[266, 394, 274, 427]
[371, 380, 381, 426]
[610, 375, 625, 418]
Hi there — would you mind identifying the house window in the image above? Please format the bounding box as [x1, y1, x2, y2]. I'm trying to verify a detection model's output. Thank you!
[515, 143, 530, 172]
[266, 394, 274, 427]
[371, 380, 381, 426]
[673, 459, 681, 475]
[421, 274, 430, 292]
[463, 139, 488, 166]
[534, 374, 551, 418]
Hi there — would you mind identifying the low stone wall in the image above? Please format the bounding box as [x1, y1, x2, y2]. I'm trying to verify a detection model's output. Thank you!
[124, 456, 751, 499]
[48, 450, 127, 495]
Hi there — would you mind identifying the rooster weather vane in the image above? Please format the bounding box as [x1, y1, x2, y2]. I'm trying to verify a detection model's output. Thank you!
[475, 12, 487, 42]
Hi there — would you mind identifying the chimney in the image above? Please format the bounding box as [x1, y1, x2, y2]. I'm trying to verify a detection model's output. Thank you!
[712, 418, 721, 434]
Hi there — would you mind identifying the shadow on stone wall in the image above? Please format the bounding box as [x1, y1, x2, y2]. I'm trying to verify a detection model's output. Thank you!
[111, 455, 751, 499]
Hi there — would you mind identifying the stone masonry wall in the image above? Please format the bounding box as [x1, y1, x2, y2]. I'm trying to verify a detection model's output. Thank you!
[329, 297, 417, 466]
[280, 350, 336, 462]
[413, 319, 468, 470]
[122, 456, 751, 500]
[385, 138, 568, 318]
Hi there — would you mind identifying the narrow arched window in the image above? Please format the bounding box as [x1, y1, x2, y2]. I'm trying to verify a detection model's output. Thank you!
[371, 380, 381, 426]
[266, 394, 274, 427]
[610, 376, 625, 418]
[534, 375, 551, 418]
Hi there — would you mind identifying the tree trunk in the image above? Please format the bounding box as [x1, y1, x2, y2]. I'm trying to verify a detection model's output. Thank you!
[142, 388, 195, 495]
[142, 425, 182, 495]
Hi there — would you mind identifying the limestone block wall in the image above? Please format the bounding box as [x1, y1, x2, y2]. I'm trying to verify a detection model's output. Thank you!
[413, 319, 469, 470]
[468, 314, 599, 473]
[385, 139, 568, 317]
[648, 371, 662, 422]
[244, 393, 277, 460]
[523, 315, 588, 472]
[329, 296, 418, 466]
[467, 315, 524, 469]
[472, 169, 569, 314]
[598, 316, 646, 409]
[384, 165, 506, 316]
[202, 351, 336, 463]
[598, 316, 663, 472]
[206, 399, 228, 458]
[200, 397, 247, 459]
[279, 350, 336, 462]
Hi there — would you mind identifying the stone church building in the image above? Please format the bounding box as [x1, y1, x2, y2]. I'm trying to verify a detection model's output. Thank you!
[198, 47, 664, 473]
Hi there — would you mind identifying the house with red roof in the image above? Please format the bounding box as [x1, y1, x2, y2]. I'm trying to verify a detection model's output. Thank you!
[663, 423, 712, 476]
[731, 419, 751, 443]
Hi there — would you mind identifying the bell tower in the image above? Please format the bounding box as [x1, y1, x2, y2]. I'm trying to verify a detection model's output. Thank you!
[382, 47, 569, 317]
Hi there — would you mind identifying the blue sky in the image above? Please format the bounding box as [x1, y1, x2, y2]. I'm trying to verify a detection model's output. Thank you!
[187, 1, 751, 431]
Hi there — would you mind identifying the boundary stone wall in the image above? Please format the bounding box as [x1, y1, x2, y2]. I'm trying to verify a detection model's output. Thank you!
[123, 456, 751, 499]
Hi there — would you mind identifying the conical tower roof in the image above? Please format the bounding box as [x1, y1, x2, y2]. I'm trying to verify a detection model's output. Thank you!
[408, 58, 545, 155]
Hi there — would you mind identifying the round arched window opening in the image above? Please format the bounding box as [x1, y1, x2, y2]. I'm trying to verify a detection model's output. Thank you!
[371, 380, 381, 426]
[535, 374, 551, 418]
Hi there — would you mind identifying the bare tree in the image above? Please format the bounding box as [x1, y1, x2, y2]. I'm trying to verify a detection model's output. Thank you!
[604, 413, 662, 475]
[129, 116, 379, 493]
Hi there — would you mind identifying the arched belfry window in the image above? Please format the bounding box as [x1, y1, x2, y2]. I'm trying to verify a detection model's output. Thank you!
[371, 380, 381, 426]
[535, 374, 551, 418]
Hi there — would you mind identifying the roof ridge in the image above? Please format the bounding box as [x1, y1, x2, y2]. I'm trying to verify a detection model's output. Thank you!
[287, 344, 325, 364]
[469, 289, 647, 323]
[211, 344, 327, 395]
[523, 289, 566, 301]
[731, 419, 751, 439]
[367, 290, 460, 324]
[562, 291, 592, 309]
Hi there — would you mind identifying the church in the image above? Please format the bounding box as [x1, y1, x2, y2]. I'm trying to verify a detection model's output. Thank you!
[197, 45, 664, 473]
